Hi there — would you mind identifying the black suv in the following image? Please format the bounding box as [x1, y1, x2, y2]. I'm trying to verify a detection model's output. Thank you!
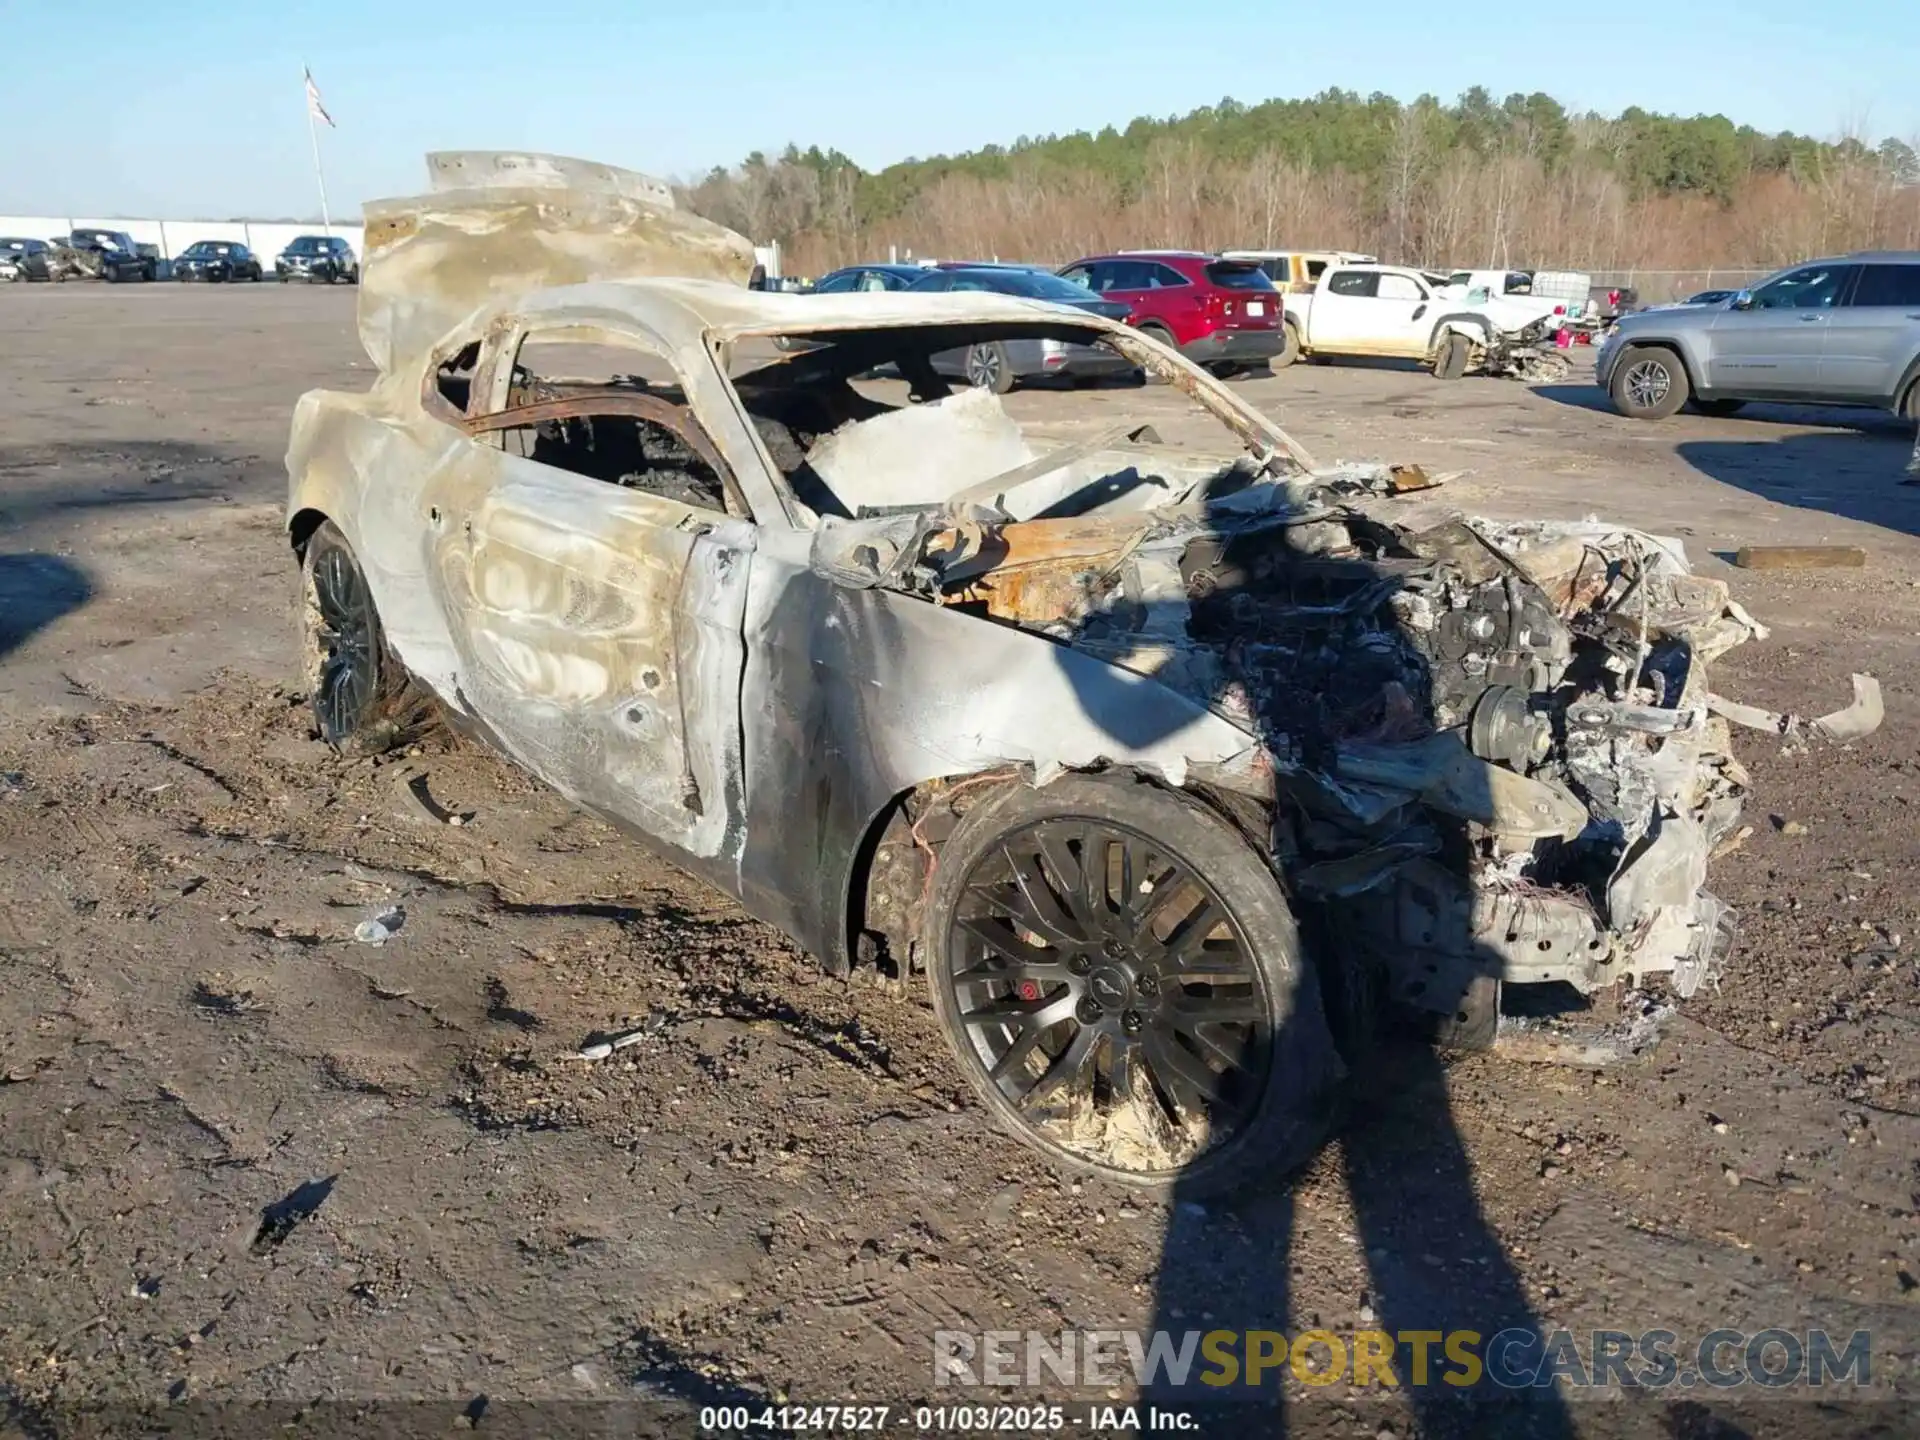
[276, 235, 358, 284]
[64, 228, 154, 282]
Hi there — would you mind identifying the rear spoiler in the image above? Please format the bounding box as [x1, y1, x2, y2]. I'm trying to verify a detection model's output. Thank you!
[357, 151, 756, 375]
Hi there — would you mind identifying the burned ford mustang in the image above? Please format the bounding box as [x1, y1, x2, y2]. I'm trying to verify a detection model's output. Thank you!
[287, 154, 1880, 1194]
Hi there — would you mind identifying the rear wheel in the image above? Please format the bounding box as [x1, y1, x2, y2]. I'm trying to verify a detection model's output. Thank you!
[1610, 345, 1690, 419]
[1274, 320, 1301, 369]
[1433, 332, 1471, 380]
[963, 342, 1015, 394]
[301, 522, 439, 754]
[924, 776, 1337, 1196]
[1136, 323, 1176, 383]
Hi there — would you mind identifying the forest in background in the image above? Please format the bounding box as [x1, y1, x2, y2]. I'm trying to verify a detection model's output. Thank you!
[680, 88, 1920, 295]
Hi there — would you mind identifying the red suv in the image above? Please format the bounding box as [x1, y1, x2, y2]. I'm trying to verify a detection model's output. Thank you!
[1057, 252, 1283, 373]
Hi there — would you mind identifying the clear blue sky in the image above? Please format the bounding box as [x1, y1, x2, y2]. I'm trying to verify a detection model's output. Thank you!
[2, 0, 1913, 220]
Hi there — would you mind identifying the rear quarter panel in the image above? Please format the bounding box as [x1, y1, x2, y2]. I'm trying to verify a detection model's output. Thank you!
[286, 385, 471, 707]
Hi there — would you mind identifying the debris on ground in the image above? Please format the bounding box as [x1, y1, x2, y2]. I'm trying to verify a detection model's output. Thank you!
[1710, 674, 1883, 742]
[575, 1017, 666, 1061]
[1493, 991, 1677, 1067]
[352, 906, 406, 945]
[1733, 545, 1868, 570]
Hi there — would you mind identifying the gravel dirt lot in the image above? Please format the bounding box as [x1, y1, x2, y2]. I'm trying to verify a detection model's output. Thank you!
[3, 284, 1919, 1439]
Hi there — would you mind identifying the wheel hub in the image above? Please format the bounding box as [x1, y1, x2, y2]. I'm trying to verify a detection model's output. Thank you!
[1087, 964, 1131, 1010]
[1625, 360, 1670, 408]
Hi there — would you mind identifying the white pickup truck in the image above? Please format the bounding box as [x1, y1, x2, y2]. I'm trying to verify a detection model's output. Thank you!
[1281, 263, 1571, 380]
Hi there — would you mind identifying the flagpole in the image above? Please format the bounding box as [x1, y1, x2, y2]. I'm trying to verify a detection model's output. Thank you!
[304, 66, 332, 236]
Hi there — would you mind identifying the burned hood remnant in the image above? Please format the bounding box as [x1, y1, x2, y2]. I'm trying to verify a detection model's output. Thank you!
[286, 152, 1880, 1195]
[356, 150, 757, 377]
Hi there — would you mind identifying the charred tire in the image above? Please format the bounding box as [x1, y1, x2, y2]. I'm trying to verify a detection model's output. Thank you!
[964, 342, 1015, 394]
[1274, 321, 1301, 369]
[1426, 973, 1501, 1052]
[1689, 398, 1746, 418]
[923, 776, 1337, 1197]
[1609, 345, 1690, 420]
[300, 521, 439, 755]
[1433, 332, 1471, 380]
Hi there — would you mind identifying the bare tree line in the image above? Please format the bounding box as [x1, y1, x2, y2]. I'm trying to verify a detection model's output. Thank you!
[685, 138, 1920, 298]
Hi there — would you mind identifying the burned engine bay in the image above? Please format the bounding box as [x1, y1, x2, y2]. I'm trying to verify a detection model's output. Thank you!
[816, 446, 1883, 1020]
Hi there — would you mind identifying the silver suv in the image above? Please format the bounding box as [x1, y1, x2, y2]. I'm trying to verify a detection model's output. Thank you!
[1595, 252, 1920, 423]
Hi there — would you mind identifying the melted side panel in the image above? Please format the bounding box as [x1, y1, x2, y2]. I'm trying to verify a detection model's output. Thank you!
[734, 529, 1262, 962]
[428, 457, 753, 862]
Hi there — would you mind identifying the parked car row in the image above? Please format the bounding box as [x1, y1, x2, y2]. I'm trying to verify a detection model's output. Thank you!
[789, 249, 1649, 391]
[0, 232, 358, 284]
[801, 251, 1289, 389]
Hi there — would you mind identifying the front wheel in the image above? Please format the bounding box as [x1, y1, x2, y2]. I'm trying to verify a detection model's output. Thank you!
[963, 342, 1014, 394]
[1433, 332, 1471, 380]
[301, 522, 438, 754]
[1610, 345, 1690, 419]
[923, 776, 1338, 1196]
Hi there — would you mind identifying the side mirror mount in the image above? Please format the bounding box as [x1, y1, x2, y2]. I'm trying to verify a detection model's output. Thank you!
[1731, 289, 1755, 310]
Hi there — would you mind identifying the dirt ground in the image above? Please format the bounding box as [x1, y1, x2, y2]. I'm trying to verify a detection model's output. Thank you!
[3, 283, 1919, 1439]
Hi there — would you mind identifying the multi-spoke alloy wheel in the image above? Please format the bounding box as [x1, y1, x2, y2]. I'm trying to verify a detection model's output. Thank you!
[299, 520, 426, 754]
[925, 777, 1335, 1195]
[310, 544, 378, 743]
[1623, 359, 1671, 410]
[964, 342, 1013, 394]
[1609, 344, 1689, 419]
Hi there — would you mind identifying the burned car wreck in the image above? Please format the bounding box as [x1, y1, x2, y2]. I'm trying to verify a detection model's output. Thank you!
[287, 153, 1880, 1195]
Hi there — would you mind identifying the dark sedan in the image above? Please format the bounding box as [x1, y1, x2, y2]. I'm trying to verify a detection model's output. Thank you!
[173, 240, 263, 282]
[0, 237, 55, 281]
[907, 265, 1136, 391]
[276, 235, 358, 284]
[806, 263, 928, 294]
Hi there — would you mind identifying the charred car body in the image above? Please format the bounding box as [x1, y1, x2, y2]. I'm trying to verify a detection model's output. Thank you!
[63, 228, 156, 282]
[287, 154, 1879, 1194]
[1, 237, 55, 282]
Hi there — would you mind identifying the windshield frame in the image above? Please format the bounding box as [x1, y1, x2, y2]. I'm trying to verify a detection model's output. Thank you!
[713, 311, 1307, 530]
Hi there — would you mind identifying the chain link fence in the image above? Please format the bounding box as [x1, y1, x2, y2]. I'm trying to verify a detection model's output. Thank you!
[1586, 268, 1776, 305]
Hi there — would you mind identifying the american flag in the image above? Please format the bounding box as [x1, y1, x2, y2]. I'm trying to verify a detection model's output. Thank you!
[304, 68, 335, 129]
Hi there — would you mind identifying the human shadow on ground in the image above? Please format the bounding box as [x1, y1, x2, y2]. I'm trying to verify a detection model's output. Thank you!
[997, 490, 1581, 1437]
[1022, 478, 1773, 1435]
[0, 554, 93, 662]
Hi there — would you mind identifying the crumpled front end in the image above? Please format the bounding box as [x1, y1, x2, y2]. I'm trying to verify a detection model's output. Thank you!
[905, 470, 1878, 1010]
[1479, 318, 1573, 383]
